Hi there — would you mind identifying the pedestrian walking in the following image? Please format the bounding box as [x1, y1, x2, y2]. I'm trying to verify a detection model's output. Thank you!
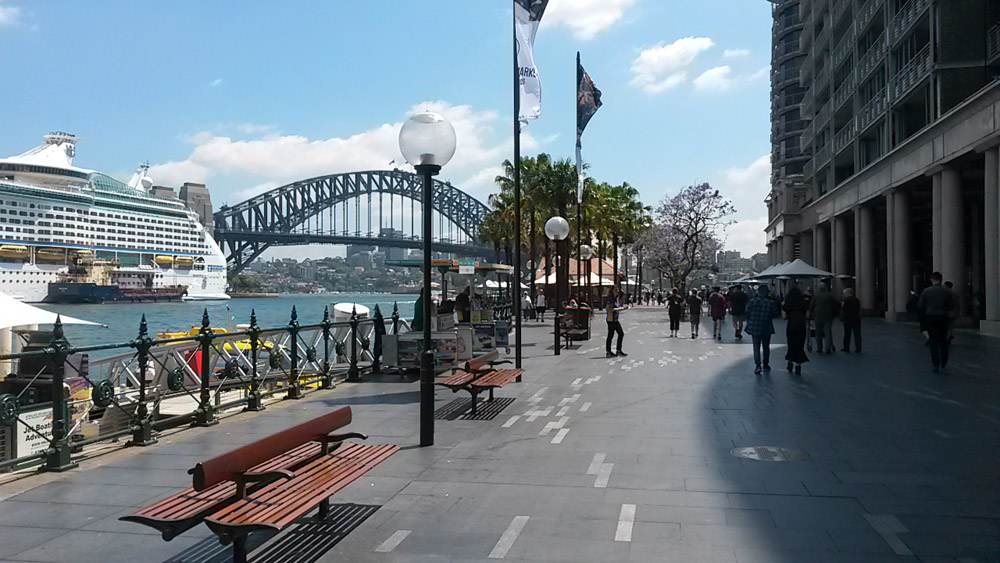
[535, 291, 547, 322]
[521, 292, 533, 322]
[840, 288, 862, 353]
[918, 271, 954, 372]
[708, 286, 727, 340]
[745, 285, 780, 374]
[667, 288, 684, 337]
[727, 284, 750, 339]
[782, 285, 809, 375]
[605, 287, 628, 358]
[686, 289, 702, 338]
[808, 282, 838, 353]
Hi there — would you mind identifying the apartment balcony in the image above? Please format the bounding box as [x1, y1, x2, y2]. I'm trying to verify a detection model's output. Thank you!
[815, 21, 830, 51]
[834, 119, 857, 154]
[890, 44, 932, 102]
[832, 0, 851, 24]
[856, 31, 887, 81]
[833, 25, 856, 65]
[815, 100, 832, 129]
[988, 22, 1000, 65]
[815, 142, 833, 169]
[857, 89, 887, 132]
[801, 84, 816, 115]
[814, 62, 831, 92]
[856, 0, 884, 33]
[890, 0, 930, 44]
[833, 71, 857, 110]
[801, 120, 817, 148]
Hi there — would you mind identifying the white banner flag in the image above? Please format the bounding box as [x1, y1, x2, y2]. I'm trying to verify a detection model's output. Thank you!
[515, 0, 548, 125]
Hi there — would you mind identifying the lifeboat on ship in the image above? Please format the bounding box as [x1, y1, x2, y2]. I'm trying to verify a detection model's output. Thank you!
[0, 244, 29, 259]
[174, 256, 194, 268]
[154, 255, 174, 266]
[35, 247, 66, 262]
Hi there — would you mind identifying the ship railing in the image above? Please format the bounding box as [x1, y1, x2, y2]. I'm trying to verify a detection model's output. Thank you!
[0, 301, 409, 472]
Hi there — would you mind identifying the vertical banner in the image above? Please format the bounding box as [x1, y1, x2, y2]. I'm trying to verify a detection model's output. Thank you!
[515, 0, 549, 124]
[576, 56, 603, 203]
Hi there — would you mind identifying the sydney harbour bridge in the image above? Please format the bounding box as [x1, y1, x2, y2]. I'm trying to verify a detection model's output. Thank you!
[213, 170, 493, 274]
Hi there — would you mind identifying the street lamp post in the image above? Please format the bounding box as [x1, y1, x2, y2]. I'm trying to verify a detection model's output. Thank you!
[580, 244, 593, 306]
[545, 216, 570, 355]
[399, 111, 456, 447]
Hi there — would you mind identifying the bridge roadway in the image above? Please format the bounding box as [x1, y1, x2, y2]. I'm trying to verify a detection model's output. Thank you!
[0, 308, 997, 561]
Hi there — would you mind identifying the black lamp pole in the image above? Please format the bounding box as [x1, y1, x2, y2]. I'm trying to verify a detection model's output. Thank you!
[416, 163, 439, 447]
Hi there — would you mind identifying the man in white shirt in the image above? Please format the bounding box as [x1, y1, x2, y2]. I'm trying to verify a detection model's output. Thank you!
[535, 292, 547, 322]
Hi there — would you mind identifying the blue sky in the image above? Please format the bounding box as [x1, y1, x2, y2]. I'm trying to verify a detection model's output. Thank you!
[0, 0, 774, 256]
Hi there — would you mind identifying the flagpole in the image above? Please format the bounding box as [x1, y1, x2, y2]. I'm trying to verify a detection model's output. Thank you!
[513, 7, 523, 370]
[575, 51, 582, 305]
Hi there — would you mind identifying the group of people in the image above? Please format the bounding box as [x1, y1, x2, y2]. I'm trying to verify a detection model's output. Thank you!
[661, 285, 750, 340]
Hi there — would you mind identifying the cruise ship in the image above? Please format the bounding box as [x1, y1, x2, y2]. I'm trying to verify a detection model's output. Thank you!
[0, 133, 229, 302]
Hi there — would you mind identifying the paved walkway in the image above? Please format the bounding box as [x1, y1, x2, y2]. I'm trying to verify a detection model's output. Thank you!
[0, 307, 997, 562]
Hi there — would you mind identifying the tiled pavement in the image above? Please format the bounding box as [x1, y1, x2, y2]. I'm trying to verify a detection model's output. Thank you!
[0, 307, 997, 562]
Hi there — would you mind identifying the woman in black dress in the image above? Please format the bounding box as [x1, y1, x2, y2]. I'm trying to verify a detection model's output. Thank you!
[667, 287, 684, 337]
[782, 285, 809, 374]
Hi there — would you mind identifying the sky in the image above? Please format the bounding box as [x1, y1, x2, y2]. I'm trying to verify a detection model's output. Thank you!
[0, 0, 774, 258]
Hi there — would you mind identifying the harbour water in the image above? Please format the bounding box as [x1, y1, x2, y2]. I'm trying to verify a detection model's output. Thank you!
[35, 293, 418, 348]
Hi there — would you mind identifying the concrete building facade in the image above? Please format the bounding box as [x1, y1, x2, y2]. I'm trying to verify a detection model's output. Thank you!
[767, 0, 1000, 335]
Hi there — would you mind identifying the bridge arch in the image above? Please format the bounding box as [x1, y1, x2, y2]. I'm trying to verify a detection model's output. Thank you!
[213, 169, 491, 273]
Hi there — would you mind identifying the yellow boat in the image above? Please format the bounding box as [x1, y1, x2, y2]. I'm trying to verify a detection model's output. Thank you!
[69, 249, 93, 258]
[174, 256, 194, 268]
[35, 247, 66, 262]
[154, 254, 174, 265]
[0, 244, 29, 259]
[155, 325, 275, 352]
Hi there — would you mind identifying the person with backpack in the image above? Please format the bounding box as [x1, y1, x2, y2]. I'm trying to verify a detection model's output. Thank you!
[727, 284, 750, 339]
[744, 285, 781, 374]
[686, 289, 702, 339]
[666, 287, 684, 338]
[708, 287, 727, 340]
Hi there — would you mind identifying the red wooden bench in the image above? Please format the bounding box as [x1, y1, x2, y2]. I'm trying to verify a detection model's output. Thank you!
[437, 350, 523, 415]
[120, 406, 398, 563]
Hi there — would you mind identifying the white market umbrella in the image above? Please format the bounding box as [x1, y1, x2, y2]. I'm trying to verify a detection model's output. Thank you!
[0, 292, 105, 331]
[759, 259, 836, 279]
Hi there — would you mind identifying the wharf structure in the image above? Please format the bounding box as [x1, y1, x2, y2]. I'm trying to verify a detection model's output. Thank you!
[766, 0, 1000, 335]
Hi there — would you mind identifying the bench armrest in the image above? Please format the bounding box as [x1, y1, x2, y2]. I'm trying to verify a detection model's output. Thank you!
[491, 360, 513, 366]
[321, 432, 368, 444]
[243, 468, 295, 482]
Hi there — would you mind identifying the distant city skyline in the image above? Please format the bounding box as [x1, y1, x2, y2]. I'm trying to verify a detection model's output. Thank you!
[0, 0, 773, 256]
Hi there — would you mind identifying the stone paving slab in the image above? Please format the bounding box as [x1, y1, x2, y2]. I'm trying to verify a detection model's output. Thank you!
[0, 307, 998, 562]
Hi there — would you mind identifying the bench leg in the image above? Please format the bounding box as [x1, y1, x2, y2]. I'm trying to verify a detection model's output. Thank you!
[318, 498, 330, 519]
[233, 535, 248, 563]
[489, 388, 494, 402]
[469, 388, 478, 415]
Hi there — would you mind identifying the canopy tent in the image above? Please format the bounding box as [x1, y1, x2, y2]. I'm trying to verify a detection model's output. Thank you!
[753, 261, 788, 279]
[756, 259, 836, 279]
[0, 292, 105, 331]
[534, 272, 615, 286]
[485, 279, 529, 290]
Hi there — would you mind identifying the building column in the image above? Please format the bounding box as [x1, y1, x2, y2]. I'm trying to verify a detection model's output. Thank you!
[932, 172, 943, 272]
[856, 205, 876, 309]
[832, 214, 850, 294]
[940, 168, 965, 315]
[800, 229, 815, 265]
[889, 189, 912, 319]
[814, 223, 830, 271]
[782, 234, 795, 262]
[984, 148, 1000, 336]
[775, 237, 784, 264]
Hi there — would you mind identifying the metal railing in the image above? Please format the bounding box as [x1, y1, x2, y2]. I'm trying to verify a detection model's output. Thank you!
[857, 31, 887, 81]
[856, 0, 884, 33]
[815, 142, 833, 169]
[858, 88, 888, 132]
[834, 70, 857, 109]
[834, 119, 858, 154]
[890, 0, 930, 44]
[833, 24, 856, 65]
[890, 44, 932, 102]
[0, 303, 410, 472]
[988, 23, 1000, 64]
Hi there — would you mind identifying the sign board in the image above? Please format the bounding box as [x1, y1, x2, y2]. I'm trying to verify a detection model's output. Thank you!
[458, 259, 476, 275]
[16, 404, 54, 458]
[472, 323, 496, 352]
[495, 320, 510, 347]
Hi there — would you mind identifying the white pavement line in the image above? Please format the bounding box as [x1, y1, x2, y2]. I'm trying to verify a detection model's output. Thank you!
[593, 375, 601, 382]
[539, 421, 557, 436]
[489, 515, 530, 559]
[572, 377, 582, 385]
[558, 394, 581, 406]
[587, 453, 607, 475]
[551, 428, 570, 444]
[525, 406, 553, 422]
[594, 462, 614, 488]
[932, 429, 954, 438]
[502, 415, 520, 428]
[580, 402, 592, 412]
[615, 504, 636, 542]
[375, 529, 411, 552]
[556, 406, 570, 416]
[532, 386, 549, 397]
[571, 384, 583, 391]
[864, 514, 912, 556]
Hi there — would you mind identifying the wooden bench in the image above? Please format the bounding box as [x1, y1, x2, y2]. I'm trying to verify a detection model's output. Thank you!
[121, 406, 398, 563]
[558, 317, 587, 348]
[437, 349, 523, 415]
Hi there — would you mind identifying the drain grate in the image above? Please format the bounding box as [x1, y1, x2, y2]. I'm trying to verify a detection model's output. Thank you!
[730, 446, 808, 462]
[434, 397, 516, 421]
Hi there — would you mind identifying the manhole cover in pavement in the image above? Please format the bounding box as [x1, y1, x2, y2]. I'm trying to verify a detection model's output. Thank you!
[730, 446, 808, 462]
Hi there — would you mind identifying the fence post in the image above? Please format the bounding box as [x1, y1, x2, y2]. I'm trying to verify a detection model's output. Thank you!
[194, 309, 218, 426]
[347, 305, 361, 382]
[246, 309, 265, 411]
[286, 306, 302, 399]
[44, 317, 77, 472]
[131, 315, 157, 446]
[372, 304, 384, 374]
[391, 301, 400, 334]
[321, 307, 333, 389]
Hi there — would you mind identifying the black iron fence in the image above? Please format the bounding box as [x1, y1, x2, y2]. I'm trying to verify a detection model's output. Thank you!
[0, 303, 411, 472]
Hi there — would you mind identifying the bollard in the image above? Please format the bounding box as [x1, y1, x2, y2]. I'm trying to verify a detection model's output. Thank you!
[320, 307, 333, 389]
[391, 302, 400, 334]
[286, 306, 302, 399]
[347, 305, 361, 382]
[44, 317, 78, 472]
[194, 309, 218, 426]
[372, 304, 385, 374]
[131, 315, 157, 446]
[246, 310, 265, 411]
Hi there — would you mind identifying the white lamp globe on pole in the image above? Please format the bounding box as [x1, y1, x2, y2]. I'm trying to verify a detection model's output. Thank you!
[544, 216, 570, 241]
[579, 244, 593, 260]
[399, 112, 457, 171]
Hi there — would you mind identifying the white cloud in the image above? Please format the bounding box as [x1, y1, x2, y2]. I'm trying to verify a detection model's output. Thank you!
[712, 154, 771, 256]
[209, 78, 223, 87]
[630, 37, 714, 94]
[542, 0, 635, 40]
[149, 101, 546, 205]
[0, 2, 22, 26]
[723, 48, 750, 58]
[694, 65, 768, 92]
[723, 216, 768, 257]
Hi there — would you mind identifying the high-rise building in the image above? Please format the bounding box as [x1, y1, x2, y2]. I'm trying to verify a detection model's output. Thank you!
[179, 182, 213, 232]
[766, 0, 1000, 335]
